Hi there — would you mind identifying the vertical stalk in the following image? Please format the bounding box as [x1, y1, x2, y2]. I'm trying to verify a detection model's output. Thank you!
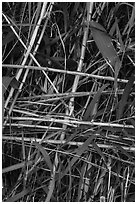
[68, 2, 93, 116]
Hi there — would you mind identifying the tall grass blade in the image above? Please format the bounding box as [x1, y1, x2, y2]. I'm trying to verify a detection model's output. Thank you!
[5, 188, 30, 202]
[83, 83, 109, 121]
[2, 160, 33, 174]
[62, 133, 97, 178]
[2, 76, 14, 94]
[45, 175, 55, 202]
[90, 21, 120, 69]
[92, 141, 107, 165]
[117, 75, 134, 119]
[33, 142, 53, 171]
[114, 144, 133, 161]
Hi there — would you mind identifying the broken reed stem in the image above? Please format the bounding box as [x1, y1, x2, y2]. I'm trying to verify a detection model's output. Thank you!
[15, 89, 134, 102]
[2, 136, 135, 152]
[2, 64, 129, 83]
[5, 117, 134, 129]
[4, 123, 62, 130]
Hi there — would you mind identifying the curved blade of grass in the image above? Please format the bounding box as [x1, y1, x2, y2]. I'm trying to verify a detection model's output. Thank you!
[45, 151, 57, 201]
[90, 21, 117, 65]
[2, 76, 14, 94]
[45, 175, 55, 202]
[123, 5, 135, 35]
[61, 133, 97, 179]
[128, 118, 135, 127]
[116, 20, 125, 52]
[61, 129, 77, 147]
[90, 20, 107, 32]
[92, 141, 107, 166]
[2, 30, 16, 46]
[109, 18, 117, 36]
[59, 3, 69, 33]
[115, 144, 133, 162]
[83, 83, 109, 121]
[2, 160, 33, 174]
[5, 188, 31, 202]
[117, 75, 134, 119]
[90, 21, 121, 78]
[33, 142, 53, 171]
[77, 162, 86, 201]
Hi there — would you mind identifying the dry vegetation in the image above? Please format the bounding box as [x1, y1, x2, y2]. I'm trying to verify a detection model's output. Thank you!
[2, 2, 135, 202]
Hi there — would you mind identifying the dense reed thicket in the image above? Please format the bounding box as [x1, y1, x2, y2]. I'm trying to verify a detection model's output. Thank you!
[2, 2, 135, 202]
